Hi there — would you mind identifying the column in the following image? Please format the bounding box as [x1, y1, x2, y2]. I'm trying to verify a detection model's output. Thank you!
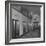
[19, 21, 23, 36]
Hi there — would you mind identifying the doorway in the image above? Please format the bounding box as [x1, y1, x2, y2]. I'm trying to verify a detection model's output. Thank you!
[12, 19, 19, 38]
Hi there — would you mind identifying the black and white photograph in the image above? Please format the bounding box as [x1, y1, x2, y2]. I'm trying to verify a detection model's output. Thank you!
[5, 1, 45, 44]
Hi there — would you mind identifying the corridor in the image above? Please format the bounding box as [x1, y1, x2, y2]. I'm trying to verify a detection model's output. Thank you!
[11, 5, 40, 39]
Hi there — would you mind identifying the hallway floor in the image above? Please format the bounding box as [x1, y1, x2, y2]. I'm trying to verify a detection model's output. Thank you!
[21, 29, 40, 38]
